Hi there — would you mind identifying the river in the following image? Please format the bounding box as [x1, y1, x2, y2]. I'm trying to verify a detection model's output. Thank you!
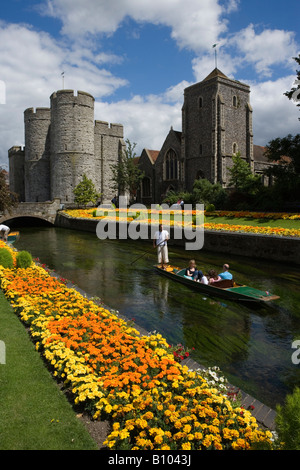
[14, 224, 300, 410]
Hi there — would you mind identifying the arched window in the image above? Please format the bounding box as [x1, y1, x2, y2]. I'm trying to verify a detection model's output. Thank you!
[164, 149, 178, 180]
[232, 142, 237, 154]
[233, 95, 237, 107]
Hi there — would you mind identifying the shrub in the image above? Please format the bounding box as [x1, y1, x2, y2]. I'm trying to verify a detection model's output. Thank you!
[0, 248, 14, 268]
[16, 250, 32, 269]
[275, 387, 300, 450]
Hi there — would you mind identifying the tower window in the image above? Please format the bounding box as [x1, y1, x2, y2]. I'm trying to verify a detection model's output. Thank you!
[233, 95, 237, 107]
[199, 96, 203, 108]
[232, 143, 237, 154]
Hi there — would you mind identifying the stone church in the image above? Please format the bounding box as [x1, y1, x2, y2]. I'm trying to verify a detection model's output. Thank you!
[136, 68, 273, 205]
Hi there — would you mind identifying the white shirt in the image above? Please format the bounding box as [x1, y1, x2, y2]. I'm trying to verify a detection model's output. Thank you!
[154, 229, 169, 247]
[0, 224, 9, 231]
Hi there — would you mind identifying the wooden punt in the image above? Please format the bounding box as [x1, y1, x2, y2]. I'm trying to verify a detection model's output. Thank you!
[155, 265, 280, 303]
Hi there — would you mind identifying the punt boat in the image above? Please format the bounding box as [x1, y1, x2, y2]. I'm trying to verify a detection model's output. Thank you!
[155, 265, 280, 303]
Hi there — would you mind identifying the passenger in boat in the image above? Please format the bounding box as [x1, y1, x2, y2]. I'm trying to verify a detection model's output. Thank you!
[0, 224, 10, 241]
[185, 259, 199, 281]
[207, 269, 221, 284]
[218, 264, 233, 280]
[198, 272, 208, 284]
[153, 224, 169, 270]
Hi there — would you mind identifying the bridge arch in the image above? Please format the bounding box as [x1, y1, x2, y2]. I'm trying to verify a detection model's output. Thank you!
[0, 199, 61, 226]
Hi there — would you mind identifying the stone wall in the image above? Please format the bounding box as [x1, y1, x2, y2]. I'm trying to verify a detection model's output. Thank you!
[55, 212, 300, 265]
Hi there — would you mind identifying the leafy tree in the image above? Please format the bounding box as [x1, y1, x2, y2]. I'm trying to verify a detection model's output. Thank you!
[192, 178, 227, 208]
[0, 168, 18, 213]
[227, 153, 261, 194]
[264, 134, 300, 200]
[73, 174, 100, 206]
[284, 54, 300, 120]
[110, 139, 144, 202]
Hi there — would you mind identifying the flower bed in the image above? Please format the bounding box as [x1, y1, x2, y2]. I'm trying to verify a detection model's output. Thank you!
[0, 241, 273, 450]
[61, 209, 300, 238]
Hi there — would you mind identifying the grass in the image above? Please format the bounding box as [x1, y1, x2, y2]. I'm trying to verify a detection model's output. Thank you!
[0, 290, 98, 450]
[204, 215, 300, 230]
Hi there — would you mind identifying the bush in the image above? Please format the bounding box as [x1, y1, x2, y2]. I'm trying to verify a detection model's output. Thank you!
[16, 251, 32, 269]
[275, 387, 300, 450]
[0, 248, 14, 268]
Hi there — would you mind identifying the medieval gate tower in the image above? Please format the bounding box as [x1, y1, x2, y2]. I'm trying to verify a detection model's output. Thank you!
[9, 89, 125, 204]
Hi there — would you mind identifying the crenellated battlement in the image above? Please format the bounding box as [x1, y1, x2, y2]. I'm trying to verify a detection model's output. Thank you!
[94, 120, 124, 137]
[9, 89, 125, 204]
[24, 107, 51, 119]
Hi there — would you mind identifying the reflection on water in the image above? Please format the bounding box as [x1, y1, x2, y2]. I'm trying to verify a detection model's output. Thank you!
[14, 225, 300, 409]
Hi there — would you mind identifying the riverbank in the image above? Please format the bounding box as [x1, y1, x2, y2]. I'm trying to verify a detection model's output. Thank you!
[55, 211, 300, 265]
[0, 241, 274, 450]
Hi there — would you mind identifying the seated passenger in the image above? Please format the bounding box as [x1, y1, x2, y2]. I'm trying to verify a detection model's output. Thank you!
[207, 269, 221, 284]
[218, 263, 233, 280]
[198, 273, 208, 284]
[185, 259, 199, 281]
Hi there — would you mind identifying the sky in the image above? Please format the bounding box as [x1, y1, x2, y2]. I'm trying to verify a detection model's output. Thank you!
[0, 0, 299, 169]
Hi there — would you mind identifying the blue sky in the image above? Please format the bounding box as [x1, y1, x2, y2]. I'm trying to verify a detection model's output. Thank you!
[0, 0, 299, 168]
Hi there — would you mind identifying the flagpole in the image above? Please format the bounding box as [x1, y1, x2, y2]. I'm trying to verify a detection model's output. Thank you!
[212, 44, 218, 69]
[61, 72, 65, 89]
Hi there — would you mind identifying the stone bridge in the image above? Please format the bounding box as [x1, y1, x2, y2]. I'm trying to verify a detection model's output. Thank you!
[0, 199, 62, 225]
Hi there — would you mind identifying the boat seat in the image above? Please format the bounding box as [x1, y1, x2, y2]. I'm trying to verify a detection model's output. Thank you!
[211, 279, 234, 289]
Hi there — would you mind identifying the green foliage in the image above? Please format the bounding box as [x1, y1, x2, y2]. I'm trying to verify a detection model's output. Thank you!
[110, 139, 144, 201]
[0, 248, 14, 268]
[192, 179, 227, 208]
[275, 387, 300, 450]
[16, 250, 32, 269]
[284, 54, 300, 120]
[73, 174, 101, 206]
[0, 168, 18, 213]
[227, 153, 261, 194]
[163, 181, 226, 209]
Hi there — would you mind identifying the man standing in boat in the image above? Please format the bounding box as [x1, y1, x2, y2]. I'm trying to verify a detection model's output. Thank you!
[153, 224, 169, 270]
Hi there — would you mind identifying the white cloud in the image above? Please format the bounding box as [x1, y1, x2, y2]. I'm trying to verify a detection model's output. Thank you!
[41, 0, 227, 51]
[95, 93, 182, 155]
[230, 24, 298, 77]
[250, 75, 300, 145]
[0, 22, 127, 166]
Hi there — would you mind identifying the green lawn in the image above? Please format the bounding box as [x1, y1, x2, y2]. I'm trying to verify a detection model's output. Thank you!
[204, 215, 300, 230]
[0, 290, 98, 450]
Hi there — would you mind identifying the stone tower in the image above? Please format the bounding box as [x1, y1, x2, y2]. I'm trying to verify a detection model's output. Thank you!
[50, 90, 96, 202]
[24, 107, 51, 201]
[8, 89, 125, 204]
[182, 68, 253, 190]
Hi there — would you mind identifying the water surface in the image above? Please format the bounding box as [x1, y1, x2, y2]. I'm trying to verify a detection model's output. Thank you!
[14, 225, 300, 409]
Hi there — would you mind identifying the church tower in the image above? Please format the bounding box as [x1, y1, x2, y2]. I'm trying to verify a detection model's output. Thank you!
[182, 68, 253, 191]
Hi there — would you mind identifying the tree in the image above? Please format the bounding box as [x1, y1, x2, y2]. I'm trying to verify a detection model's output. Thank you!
[284, 54, 300, 120]
[264, 134, 300, 200]
[227, 153, 261, 194]
[110, 139, 144, 202]
[0, 168, 18, 213]
[192, 178, 227, 208]
[73, 174, 100, 206]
